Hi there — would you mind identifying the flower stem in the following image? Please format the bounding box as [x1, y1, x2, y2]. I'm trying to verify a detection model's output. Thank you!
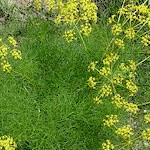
[136, 55, 150, 66]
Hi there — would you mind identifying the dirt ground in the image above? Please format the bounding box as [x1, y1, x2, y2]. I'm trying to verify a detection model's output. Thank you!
[8, 0, 32, 6]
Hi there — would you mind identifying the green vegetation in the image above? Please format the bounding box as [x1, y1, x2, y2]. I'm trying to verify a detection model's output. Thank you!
[0, 0, 149, 149]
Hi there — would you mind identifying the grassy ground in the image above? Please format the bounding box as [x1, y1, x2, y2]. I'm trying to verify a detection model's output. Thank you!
[0, 16, 149, 150]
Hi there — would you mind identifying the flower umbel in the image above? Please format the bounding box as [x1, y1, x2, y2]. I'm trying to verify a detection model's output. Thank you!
[103, 114, 119, 127]
[0, 135, 17, 150]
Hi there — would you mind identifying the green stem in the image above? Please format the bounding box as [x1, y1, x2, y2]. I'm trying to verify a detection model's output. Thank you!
[136, 55, 150, 66]
[138, 101, 150, 106]
[74, 23, 87, 52]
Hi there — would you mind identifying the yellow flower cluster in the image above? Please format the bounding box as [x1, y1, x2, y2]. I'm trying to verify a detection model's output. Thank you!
[0, 44, 8, 59]
[11, 49, 22, 60]
[8, 36, 17, 47]
[112, 93, 124, 108]
[142, 128, 150, 141]
[63, 30, 76, 43]
[112, 94, 139, 114]
[114, 38, 125, 49]
[103, 114, 119, 127]
[88, 53, 138, 112]
[112, 74, 124, 84]
[80, 23, 92, 36]
[144, 114, 150, 124]
[108, 15, 116, 24]
[141, 34, 150, 47]
[34, 0, 98, 42]
[0, 135, 17, 150]
[1, 60, 12, 73]
[102, 140, 114, 150]
[118, 3, 150, 26]
[88, 61, 98, 72]
[115, 125, 134, 139]
[111, 23, 122, 36]
[123, 101, 139, 114]
[126, 80, 138, 96]
[99, 67, 111, 76]
[87, 76, 96, 89]
[100, 84, 112, 97]
[124, 28, 135, 39]
[103, 53, 119, 66]
[93, 96, 103, 104]
[33, 0, 41, 10]
[0, 37, 22, 73]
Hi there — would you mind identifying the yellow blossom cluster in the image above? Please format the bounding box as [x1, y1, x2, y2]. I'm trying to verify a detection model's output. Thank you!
[100, 84, 112, 97]
[124, 28, 135, 39]
[63, 30, 77, 43]
[0, 36, 22, 73]
[108, 2, 150, 49]
[112, 93, 139, 114]
[115, 125, 134, 139]
[99, 67, 111, 76]
[88, 53, 138, 110]
[118, 3, 150, 26]
[144, 114, 150, 124]
[33, 0, 98, 42]
[0, 135, 17, 150]
[93, 96, 103, 104]
[114, 38, 125, 49]
[102, 140, 115, 150]
[141, 34, 150, 47]
[103, 53, 119, 66]
[112, 74, 124, 84]
[126, 80, 138, 96]
[142, 128, 150, 141]
[88, 61, 98, 72]
[111, 23, 122, 36]
[103, 114, 119, 127]
[87, 76, 96, 89]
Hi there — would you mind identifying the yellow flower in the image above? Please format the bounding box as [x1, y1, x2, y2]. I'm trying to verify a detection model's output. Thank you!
[33, 0, 42, 10]
[0, 44, 8, 59]
[103, 114, 119, 127]
[99, 67, 111, 76]
[123, 101, 139, 114]
[8, 36, 17, 47]
[108, 15, 116, 24]
[87, 76, 96, 89]
[115, 125, 134, 139]
[102, 140, 114, 150]
[124, 28, 135, 39]
[11, 49, 22, 60]
[114, 38, 125, 49]
[0, 135, 17, 150]
[112, 74, 124, 84]
[80, 23, 92, 36]
[93, 96, 103, 104]
[103, 53, 119, 66]
[126, 80, 138, 96]
[141, 34, 150, 46]
[142, 128, 150, 141]
[111, 93, 125, 108]
[111, 23, 122, 36]
[100, 84, 112, 97]
[1, 60, 12, 73]
[120, 63, 129, 72]
[144, 114, 150, 124]
[63, 30, 76, 43]
[88, 61, 98, 72]
[128, 60, 136, 71]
